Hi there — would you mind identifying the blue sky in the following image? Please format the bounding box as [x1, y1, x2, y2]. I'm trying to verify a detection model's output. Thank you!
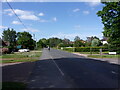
[1, 2, 104, 41]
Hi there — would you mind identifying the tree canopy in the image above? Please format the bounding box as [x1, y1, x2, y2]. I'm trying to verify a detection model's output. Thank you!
[17, 31, 35, 49]
[97, 2, 120, 52]
[2, 28, 17, 48]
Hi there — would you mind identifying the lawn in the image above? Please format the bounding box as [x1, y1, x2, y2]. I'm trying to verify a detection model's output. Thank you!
[79, 52, 100, 54]
[0, 50, 42, 63]
[88, 54, 120, 58]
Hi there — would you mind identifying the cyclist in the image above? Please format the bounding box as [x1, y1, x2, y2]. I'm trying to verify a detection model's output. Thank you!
[48, 46, 50, 51]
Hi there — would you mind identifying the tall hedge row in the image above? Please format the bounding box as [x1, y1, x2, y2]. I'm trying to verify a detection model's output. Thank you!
[63, 47, 108, 52]
[63, 47, 73, 52]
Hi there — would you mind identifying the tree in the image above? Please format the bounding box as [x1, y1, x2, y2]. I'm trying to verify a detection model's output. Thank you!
[91, 38, 100, 47]
[2, 28, 17, 48]
[74, 36, 83, 47]
[48, 37, 62, 47]
[37, 39, 47, 48]
[17, 31, 35, 50]
[74, 36, 80, 41]
[63, 38, 70, 44]
[97, 2, 120, 53]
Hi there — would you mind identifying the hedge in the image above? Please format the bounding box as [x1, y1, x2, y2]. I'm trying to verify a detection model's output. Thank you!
[63, 47, 73, 52]
[63, 47, 108, 52]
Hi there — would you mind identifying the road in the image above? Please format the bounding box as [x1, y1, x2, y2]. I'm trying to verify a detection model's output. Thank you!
[27, 48, 119, 89]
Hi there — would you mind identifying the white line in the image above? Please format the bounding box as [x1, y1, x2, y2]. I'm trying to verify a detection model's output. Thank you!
[49, 54, 64, 76]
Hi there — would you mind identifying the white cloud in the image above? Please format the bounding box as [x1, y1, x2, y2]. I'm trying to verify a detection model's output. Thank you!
[12, 21, 21, 25]
[86, 0, 100, 7]
[88, 2, 100, 7]
[38, 12, 44, 16]
[83, 10, 90, 15]
[21, 28, 40, 32]
[4, 9, 40, 21]
[50, 32, 103, 41]
[19, 14, 39, 20]
[0, 26, 8, 29]
[52, 17, 57, 22]
[2, 0, 14, 2]
[50, 33, 82, 40]
[73, 8, 80, 12]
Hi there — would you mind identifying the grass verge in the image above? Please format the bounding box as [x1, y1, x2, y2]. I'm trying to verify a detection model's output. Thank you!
[88, 55, 120, 58]
[1, 50, 42, 63]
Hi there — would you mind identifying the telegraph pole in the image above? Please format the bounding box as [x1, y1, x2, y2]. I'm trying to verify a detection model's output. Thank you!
[33, 34, 37, 50]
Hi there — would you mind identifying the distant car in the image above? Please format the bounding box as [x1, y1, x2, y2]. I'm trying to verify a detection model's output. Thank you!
[18, 49, 30, 52]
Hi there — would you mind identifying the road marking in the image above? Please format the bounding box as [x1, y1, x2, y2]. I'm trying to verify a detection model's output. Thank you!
[49, 54, 64, 76]
[111, 71, 118, 74]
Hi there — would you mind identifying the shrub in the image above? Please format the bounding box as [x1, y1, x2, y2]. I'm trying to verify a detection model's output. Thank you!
[75, 47, 108, 52]
[63, 47, 108, 52]
[63, 47, 73, 52]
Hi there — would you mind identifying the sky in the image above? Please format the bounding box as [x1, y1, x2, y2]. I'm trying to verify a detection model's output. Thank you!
[1, 2, 105, 41]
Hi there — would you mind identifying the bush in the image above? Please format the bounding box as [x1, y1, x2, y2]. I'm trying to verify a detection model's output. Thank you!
[63, 47, 108, 52]
[75, 47, 108, 52]
[63, 47, 73, 52]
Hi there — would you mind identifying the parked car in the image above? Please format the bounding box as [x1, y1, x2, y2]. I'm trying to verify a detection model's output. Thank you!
[18, 49, 30, 52]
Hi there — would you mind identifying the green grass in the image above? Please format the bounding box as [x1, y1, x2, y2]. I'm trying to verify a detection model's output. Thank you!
[0, 59, 38, 63]
[79, 52, 100, 54]
[1, 50, 42, 63]
[2, 82, 26, 90]
[88, 55, 120, 58]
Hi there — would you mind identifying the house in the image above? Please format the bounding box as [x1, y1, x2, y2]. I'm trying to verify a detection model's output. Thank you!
[101, 37, 108, 45]
[0, 38, 10, 47]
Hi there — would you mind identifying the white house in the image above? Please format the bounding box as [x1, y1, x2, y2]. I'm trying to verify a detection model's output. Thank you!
[101, 37, 108, 45]
[102, 41, 108, 45]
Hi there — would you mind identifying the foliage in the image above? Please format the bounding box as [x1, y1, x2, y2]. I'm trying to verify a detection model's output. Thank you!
[37, 37, 63, 48]
[74, 36, 80, 41]
[63, 47, 74, 52]
[63, 38, 70, 44]
[74, 36, 85, 47]
[62, 47, 108, 52]
[91, 38, 100, 47]
[58, 43, 73, 47]
[2, 28, 17, 48]
[37, 39, 47, 48]
[48, 37, 63, 47]
[75, 47, 108, 52]
[17, 31, 35, 50]
[97, 2, 120, 53]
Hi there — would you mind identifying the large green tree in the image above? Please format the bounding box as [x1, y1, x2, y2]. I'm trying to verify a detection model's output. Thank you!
[48, 37, 62, 47]
[97, 2, 120, 52]
[37, 38, 48, 48]
[17, 31, 35, 50]
[2, 28, 17, 48]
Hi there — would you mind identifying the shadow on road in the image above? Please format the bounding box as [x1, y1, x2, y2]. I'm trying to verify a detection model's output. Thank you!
[2, 62, 35, 83]
[2, 57, 120, 89]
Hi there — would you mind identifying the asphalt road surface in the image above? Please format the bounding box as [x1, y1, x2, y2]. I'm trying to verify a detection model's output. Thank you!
[27, 48, 120, 89]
